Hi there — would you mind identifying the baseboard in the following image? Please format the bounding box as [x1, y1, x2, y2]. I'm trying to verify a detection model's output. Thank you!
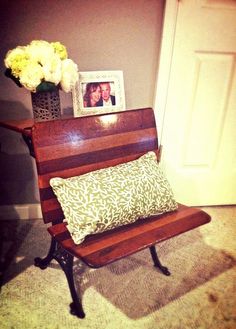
[0, 204, 42, 220]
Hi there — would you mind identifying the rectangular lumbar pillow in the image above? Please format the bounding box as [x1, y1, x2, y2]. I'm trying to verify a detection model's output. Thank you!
[50, 151, 178, 244]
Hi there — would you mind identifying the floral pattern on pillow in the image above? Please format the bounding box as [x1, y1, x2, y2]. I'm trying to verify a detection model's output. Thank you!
[50, 151, 178, 244]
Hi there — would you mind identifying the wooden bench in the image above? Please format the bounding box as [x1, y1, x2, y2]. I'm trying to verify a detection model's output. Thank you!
[31, 107, 211, 318]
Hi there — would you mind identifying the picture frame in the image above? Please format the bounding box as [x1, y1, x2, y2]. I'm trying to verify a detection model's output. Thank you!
[72, 70, 126, 117]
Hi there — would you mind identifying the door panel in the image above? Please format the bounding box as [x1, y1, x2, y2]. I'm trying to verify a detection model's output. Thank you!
[183, 52, 234, 168]
[159, 0, 236, 205]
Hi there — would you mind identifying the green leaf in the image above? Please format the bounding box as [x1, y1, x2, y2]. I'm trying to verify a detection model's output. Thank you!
[36, 81, 59, 92]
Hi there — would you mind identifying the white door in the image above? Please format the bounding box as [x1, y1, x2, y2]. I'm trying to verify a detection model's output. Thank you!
[154, 0, 236, 206]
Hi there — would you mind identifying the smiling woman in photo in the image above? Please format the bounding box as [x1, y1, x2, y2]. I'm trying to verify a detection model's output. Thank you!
[83, 82, 101, 108]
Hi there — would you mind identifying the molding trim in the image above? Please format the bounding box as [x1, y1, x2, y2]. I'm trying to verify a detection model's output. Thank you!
[0, 204, 42, 220]
[153, 0, 179, 143]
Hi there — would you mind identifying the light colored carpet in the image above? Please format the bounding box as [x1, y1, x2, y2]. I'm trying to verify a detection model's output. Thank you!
[0, 206, 236, 329]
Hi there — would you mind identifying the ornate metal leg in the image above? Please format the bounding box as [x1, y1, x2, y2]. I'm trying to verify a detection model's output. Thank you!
[34, 238, 56, 270]
[22, 133, 35, 157]
[149, 245, 171, 276]
[53, 244, 85, 318]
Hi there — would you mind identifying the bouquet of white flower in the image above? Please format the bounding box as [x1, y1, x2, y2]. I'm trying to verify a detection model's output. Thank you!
[4, 40, 78, 93]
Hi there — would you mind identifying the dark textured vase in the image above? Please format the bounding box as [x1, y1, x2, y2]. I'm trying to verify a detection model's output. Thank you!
[31, 88, 61, 122]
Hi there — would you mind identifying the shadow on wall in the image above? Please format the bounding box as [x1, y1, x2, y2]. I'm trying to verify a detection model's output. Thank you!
[0, 99, 32, 120]
[0, 100, 39, 210]
[0, 101, 39, 285]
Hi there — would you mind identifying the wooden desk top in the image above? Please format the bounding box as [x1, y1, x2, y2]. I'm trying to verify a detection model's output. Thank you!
[0, 118, 34, 136]
[0, 114, 74, 137]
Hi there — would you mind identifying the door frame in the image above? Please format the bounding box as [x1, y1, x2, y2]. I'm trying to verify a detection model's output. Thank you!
[153, 0, 179, 143]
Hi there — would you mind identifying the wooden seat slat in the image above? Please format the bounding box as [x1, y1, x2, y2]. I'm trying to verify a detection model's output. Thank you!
[48, 204, 210, 268]
[36, 128, 157, 162]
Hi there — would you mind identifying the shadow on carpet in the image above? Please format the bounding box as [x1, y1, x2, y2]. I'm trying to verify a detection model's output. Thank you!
[0, 219, 235, 319]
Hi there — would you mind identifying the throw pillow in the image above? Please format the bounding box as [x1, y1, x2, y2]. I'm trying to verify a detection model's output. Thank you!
[50, 151, 178, 244]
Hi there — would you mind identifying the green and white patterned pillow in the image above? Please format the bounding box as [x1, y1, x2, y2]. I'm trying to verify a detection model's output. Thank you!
[50, 151, 178, 244]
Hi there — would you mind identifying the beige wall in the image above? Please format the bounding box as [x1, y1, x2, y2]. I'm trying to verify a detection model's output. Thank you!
[0, 0, 165, 211]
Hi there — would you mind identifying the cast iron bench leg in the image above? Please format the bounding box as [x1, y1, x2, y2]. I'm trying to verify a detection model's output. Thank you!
[34, 238, 56, 270]
[149, 245, 171, 276]
[34, 239, 85, 318]
[53, 244, 85, 318]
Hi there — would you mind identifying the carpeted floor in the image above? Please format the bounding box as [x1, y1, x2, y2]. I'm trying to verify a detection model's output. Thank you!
[0, 206, 236, 329]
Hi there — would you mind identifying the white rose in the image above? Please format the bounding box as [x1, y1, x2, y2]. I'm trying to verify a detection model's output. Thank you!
[19, 62, 44, 92]
[60, 59, 78, 92]
[26, 40, 54, 63]
[41, 53, 62, 85]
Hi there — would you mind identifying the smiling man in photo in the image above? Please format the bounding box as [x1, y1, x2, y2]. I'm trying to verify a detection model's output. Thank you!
[97, 82, 116, 106]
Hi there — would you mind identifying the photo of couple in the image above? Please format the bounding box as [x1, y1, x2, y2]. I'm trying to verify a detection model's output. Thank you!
[83, 82, 116, 108]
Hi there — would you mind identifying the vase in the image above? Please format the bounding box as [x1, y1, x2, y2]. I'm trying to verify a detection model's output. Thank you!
[31, 88, 61, 122]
